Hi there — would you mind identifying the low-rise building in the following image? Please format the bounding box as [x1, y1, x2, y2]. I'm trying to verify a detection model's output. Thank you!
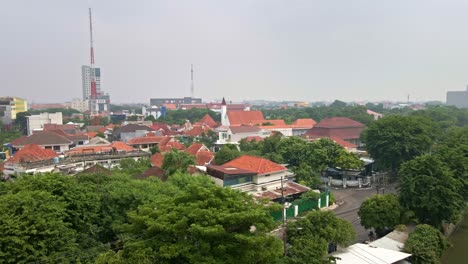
[26, 112, 63, 135]
[206, 155, 309, 200]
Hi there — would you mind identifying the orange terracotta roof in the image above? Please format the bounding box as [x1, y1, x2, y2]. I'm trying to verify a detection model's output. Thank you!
[6, 144, 58, 164]
[98, 127, 107, 133]
[186, 143, 205, 156]
[163, 103, 177, 110]
[111, 141, 136, 152]
[86, 132, 98, 138]
[315, 117, 364, 128]
[197, 114, 217, 127]
[150, 153, 164, 167]
[67, 141, 135, 155]
[291, 118, 316, 128]
[222, 155, 287, 174]
[329, 137, 357, 149]
[244, 136, 264, 142]
[195, 150, 214, 166]
[159, 141, 186, 152]
[264, 119, 286, 126]
[183, 125, 212, 137]
[227, 110, 264, 126]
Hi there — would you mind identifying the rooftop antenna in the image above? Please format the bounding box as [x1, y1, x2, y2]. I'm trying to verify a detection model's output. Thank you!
[190, 64, 194, 98]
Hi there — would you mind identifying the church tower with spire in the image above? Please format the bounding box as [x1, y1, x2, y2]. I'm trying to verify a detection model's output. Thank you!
[221, 97, 229, 126]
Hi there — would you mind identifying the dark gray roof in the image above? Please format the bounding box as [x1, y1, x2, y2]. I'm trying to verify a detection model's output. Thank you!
[14, 131, 73, 146]
[86, 125, 105, 132]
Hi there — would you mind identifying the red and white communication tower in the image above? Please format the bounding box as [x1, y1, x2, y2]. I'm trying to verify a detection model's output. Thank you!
[89, 8, 98, 115]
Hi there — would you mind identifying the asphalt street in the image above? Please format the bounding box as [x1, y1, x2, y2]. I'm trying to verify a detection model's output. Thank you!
[331, 188, 378, 242]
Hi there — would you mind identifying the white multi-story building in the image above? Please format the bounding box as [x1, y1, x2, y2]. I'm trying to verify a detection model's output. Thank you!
[70, 98, 89, 112]
[81, 66, 101, 100]
[26, 112, 63, 135]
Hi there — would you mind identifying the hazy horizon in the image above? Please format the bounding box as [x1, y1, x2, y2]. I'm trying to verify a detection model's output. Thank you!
[3, 0, 468, 104]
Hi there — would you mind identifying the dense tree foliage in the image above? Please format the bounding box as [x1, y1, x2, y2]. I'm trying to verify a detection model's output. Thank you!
[284, 211, 355, 263]
[399, 155, 464, 228]
[158, 108, 220, 125]
[358, 194, 402, 235]
[287, 211, 356, 247]
[214, 144, 242, 165]
[99, 174, 283, 263]
[161, 149, 196, 175]
[404, 224, 448, 264]
[0, 173, 288, 263]
[362, 115, 433, 171]
[259, 102, 374, 125]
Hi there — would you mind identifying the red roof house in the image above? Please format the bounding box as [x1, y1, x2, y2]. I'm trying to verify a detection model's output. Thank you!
[226, 110, 265, 126]
[222, 155, 287, 175]
[304, 117, 365, 146]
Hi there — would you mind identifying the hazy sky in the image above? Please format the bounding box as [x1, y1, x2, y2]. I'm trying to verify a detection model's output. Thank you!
[2, 0, 468, 104]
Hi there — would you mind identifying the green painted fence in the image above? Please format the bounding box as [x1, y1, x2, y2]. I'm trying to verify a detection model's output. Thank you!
[270, 191, 329, 222]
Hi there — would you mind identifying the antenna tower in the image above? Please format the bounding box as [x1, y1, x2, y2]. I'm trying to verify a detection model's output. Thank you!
[89, 8, 97, 114]
[190, 64, 194, 98]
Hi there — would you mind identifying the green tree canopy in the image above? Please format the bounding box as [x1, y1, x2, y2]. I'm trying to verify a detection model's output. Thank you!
[161, 149, 196, 175]
[363, 115, 433, 171]
[100, 175, 283, 263]
[214, 144, 241, 165]
[287, 211, 356, 247]
[358, 194, 402, 235]
[404, 224, 448, 264]
[399, 155, 464, 228]
[0, 190, 79, 263]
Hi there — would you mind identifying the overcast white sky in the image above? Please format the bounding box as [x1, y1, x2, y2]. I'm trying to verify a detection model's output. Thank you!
[2, 0, 468, 104]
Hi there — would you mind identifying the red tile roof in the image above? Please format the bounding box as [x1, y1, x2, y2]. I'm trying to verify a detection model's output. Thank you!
[163, 103, 177, 110]
[135, 166, 166, 180]
[150, 153, 164, 167]
[66, 141, 135, 155]
[291, 118, 316, 128]
[195, 150, 214, 166]
[10, 136, 28, 146]
[227, 110, 265, 126]
[329, 137, 357, 149]
[197, 114, 217, 128]
[222, 155, 287, 174]
[264, 119, 286, 126]
[186, 143, 206, 156]
[6, 144, 58, 164]
[305, 117, 365, 140]
[111, 141, 136, 152]
[127, 136, 171, 145]
[315, 117, 364, 128]
[159, 141, 186, 152]
[86, 132, 98, 138]
[244, 136, 264, 142]
[183, 125, 212, 137]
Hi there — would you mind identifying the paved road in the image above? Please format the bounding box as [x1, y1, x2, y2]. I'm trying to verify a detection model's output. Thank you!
[331, 188, 378, 242]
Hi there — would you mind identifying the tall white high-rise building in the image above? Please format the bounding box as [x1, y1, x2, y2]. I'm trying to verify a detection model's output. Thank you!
[81, 65, 101, 100]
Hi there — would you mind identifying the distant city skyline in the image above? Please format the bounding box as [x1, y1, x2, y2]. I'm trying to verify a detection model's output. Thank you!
[3, 0, 468, 103]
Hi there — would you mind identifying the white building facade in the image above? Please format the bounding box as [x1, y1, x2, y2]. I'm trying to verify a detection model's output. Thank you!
[26, 112, 63, 135]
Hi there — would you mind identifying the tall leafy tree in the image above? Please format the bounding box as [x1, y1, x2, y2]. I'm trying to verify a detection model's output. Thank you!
[358, 194, 402, 236]
[363, 115, 433, 172]
[399, 155, 464, 228]
[101, 176, 283, 263]
[287, 211, 356, 248]
[404, 224, 448, 264]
